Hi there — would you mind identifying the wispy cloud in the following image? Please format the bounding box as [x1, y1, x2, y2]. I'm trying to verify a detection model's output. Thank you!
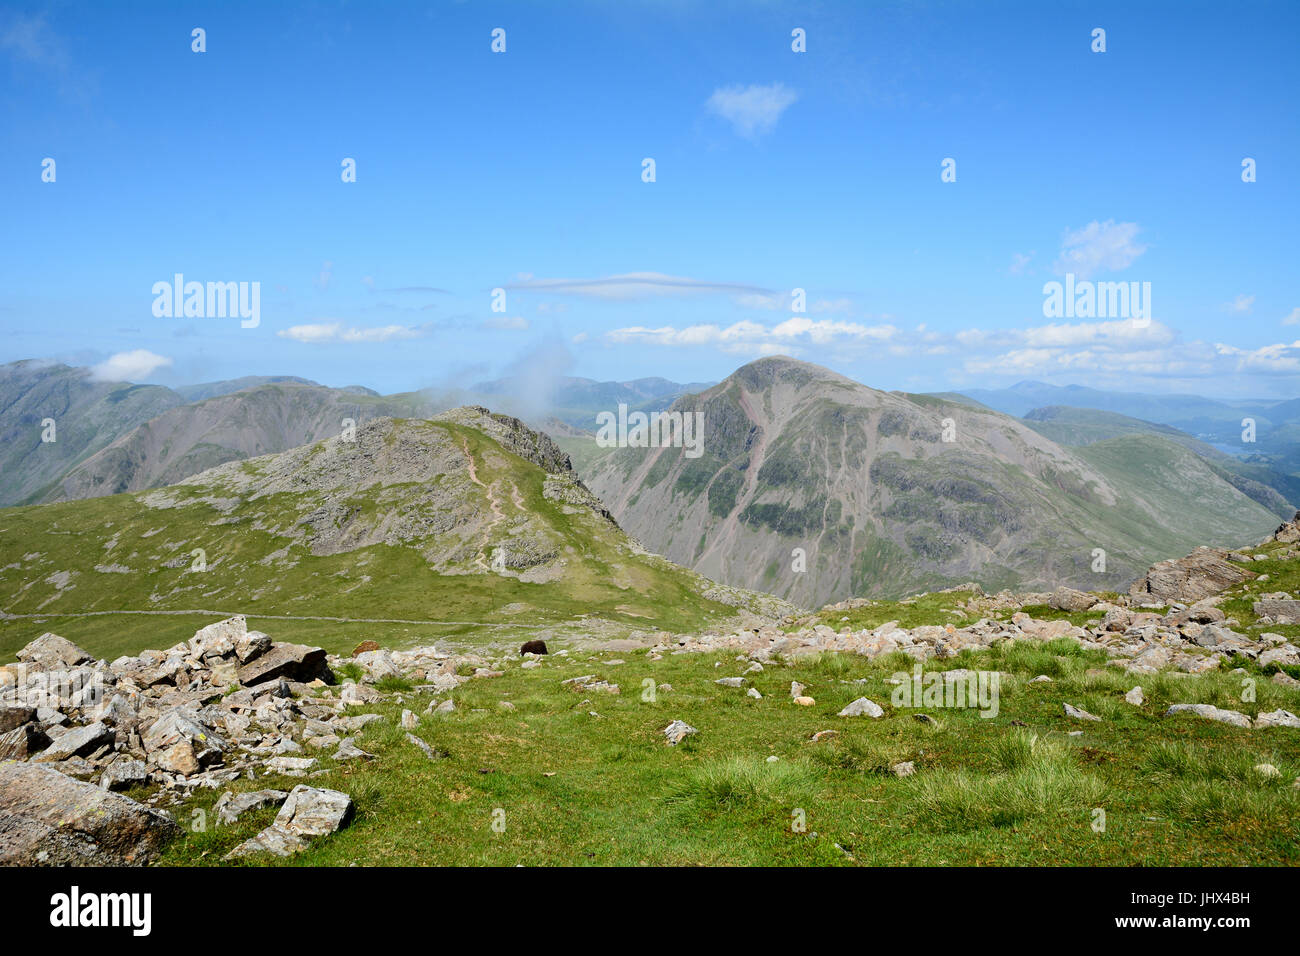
[706, 83, 798, 138]
[606, 318, 896, 355]
[1, 12, 68, 70]
[1053, 220, 1146, 278]
[1226, 293, 1255, 314]
[505, 272, 769, 301]
[1281, 307, 1300, 326]
[277, 322, 430, 344]
[90, 349, 172, 381]
[481, 315, 529, 330]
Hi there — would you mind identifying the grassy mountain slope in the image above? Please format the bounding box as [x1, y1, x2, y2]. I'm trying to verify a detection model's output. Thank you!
[0, 408, 789, 662]
[1022, 405, 1296, 519]
[578, 357, 1279, 605]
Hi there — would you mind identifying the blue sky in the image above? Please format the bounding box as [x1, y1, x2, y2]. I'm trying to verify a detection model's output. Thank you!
[2, 0, 1297, 397]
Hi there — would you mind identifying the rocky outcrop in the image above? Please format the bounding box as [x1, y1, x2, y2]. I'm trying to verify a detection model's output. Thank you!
[0, 762, 180, 865]
[1128, 546, 1253, 604]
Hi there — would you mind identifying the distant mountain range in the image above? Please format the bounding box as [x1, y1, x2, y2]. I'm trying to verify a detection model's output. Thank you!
[3, 355, 1299, 609]
[0, 360, 710, 508]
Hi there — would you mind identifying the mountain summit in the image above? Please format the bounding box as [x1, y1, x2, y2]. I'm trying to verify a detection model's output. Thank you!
[580, 357, 1278, 606]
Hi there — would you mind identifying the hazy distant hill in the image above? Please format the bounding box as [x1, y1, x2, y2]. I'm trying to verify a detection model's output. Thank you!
[44, 383, 434, 502]
[175, 375, 320, 402]
[471, 374, 713, 431]
[578, 357, 1279, 605]
[0, 360, 186, 506]
[1016, 406, 1297, 517]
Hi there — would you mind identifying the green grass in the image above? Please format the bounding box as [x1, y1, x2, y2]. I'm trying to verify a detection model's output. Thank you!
[151, 631, 1300, 867]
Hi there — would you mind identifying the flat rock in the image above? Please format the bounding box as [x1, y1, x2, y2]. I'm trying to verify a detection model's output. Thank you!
[214, 788, 289, 825]
[224, 785, 353, 859]
[1064, 703, 1101, 722]
[0, 762, 179, 865]
[32, 721, 114, 762]
[1165, 703, 1252, 728]
[1129, 547, 1251, 604]
[16, 633, 94, 671]
[237, 643, 330, 687]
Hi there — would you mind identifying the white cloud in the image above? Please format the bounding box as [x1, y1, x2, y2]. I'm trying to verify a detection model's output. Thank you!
[277, 322, 428, 344]
[1053, 220, 1146, 278]
[1281, 307, 1300, 326]
[314, 261, 333, 290]
[90, 349, 173, 381]
[706, 83, 798, 138]
[1215, 340, 1300, 373]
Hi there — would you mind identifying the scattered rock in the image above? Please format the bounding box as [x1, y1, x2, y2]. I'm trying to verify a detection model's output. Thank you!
[1063, 703, 1101, 722]
[214, 789, 289, 825]
[890, 761, 916, 778]
[1125, 686, 1145, 706]
[100, 758, 148, 792]
[662, 720, 697, 745]
[224, 785, 353, 859]
[1049, 587, 1096, 612]
[1165, 703, 1251, 728]
[838, 697, 884, 718]
[1254, 709, 1300, 729]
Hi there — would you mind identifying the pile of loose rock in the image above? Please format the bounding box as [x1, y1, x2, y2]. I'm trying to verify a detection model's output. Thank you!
[0, 615, 515, 865]
[654, 585, 1300, 727]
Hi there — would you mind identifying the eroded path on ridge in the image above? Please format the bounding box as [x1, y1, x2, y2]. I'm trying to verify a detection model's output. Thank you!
[459, 435, 507, 571]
